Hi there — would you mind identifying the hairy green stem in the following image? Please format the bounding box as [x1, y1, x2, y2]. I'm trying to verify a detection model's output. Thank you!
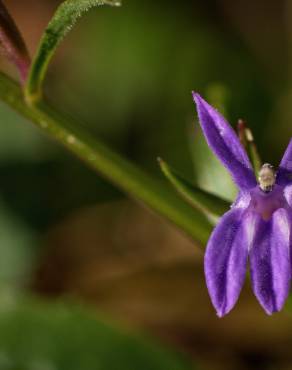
[0, 72, 212, 244]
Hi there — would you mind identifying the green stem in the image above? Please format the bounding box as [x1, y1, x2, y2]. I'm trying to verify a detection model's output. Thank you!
[0, 72, 212, 244]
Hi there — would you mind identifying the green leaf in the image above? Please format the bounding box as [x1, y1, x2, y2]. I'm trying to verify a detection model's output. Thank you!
[0, 72, 213, 244]
[25, 0, 121, 103]
[158, 158, 230, 224]
[0, 0, 30, 82]
[0, 297, 194, 370]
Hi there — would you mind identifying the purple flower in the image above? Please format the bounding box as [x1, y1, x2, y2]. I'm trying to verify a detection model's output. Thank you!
[193, 93, 292, 317]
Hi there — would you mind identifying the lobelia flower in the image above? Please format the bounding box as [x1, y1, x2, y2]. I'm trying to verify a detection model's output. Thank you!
[192, 92, 292, 317]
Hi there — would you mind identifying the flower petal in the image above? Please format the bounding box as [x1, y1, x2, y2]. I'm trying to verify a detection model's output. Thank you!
[277, 139, 292, 185]
[283, 183, 292, 207]
[249, 208, 291, 314]
[204, 206, 251, 317]
[193, 93, 257, 191]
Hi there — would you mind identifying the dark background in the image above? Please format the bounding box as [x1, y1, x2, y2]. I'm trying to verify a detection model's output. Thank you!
[0, 1, 292, 369]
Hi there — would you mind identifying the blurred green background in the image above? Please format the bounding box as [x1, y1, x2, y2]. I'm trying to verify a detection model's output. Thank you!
[0, 0, 292, 369]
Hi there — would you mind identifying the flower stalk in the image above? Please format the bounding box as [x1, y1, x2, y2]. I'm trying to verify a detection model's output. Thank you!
[0, 72, 213, 244]
[237, 118, 262, 174]
[0, 0, 30, 83]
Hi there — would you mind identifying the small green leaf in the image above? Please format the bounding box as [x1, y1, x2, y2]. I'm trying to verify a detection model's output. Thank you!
[0, 0, 30, 82]
[25, 0, 120, 103]
[158, 158, 230, 223]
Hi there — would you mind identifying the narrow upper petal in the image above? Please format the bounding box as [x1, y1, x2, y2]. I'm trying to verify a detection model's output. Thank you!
[249, 208, 291, 314]
[204, 206, 251, 317]
[192, 93, 257, 191]
[277, 139, 292, 185]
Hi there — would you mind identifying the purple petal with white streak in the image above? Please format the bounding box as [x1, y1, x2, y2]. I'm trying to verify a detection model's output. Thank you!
[192, 93, 257, 191]
[249, 208, 291, 314]
[204, 205, 253, 317]
[277, 139, 292, 185]
[283, 184, 292, 208]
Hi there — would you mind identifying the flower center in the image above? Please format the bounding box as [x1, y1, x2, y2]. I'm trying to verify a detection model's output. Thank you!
[250, 185, 287, 221]
[258, 163, 276, 193]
